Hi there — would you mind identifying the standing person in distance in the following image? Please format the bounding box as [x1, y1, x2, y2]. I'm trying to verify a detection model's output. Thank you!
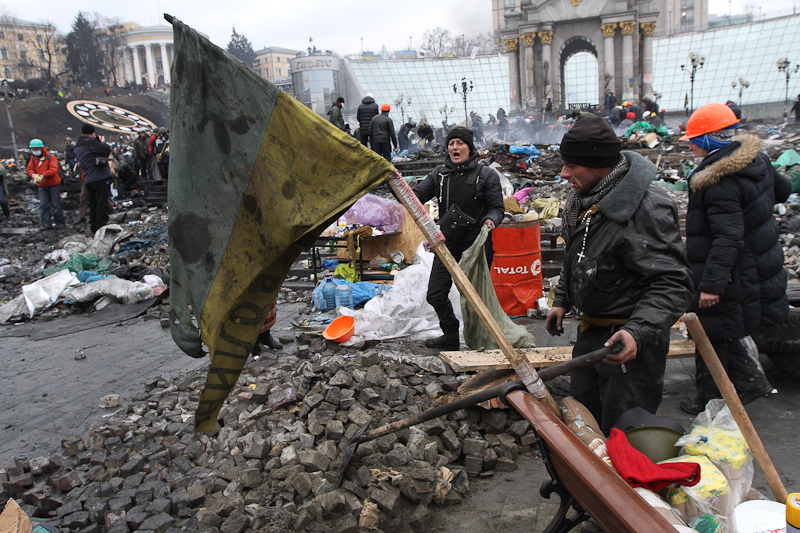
[27, 139, 65, 230]
[75, 124, 113, 233]
[357, 93, 379, 147]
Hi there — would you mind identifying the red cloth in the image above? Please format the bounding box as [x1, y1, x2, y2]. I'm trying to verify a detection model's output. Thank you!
[606, 427, 701, 492]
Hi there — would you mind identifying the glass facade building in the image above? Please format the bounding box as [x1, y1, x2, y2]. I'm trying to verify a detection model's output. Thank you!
[653, 14, 800, 111]
[345, 56, 510, 129]
[290, 55, 342, 115]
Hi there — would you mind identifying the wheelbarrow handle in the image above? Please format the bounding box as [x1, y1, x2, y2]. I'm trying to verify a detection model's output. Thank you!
[358, 343, 621, 444]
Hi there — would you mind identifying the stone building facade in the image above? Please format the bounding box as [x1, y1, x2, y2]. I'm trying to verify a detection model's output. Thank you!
[500, 0, 658, 114]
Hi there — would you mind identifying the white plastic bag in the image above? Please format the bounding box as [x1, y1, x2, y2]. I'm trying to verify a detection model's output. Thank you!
[675, 399, 753, 508]
[21, 270, 78, 318]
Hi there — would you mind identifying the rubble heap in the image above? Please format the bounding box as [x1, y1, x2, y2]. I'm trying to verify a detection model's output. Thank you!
[1, 343, 544, 533]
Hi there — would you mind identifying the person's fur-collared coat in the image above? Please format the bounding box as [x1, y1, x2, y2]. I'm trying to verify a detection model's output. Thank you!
[686, 133, 792, 339]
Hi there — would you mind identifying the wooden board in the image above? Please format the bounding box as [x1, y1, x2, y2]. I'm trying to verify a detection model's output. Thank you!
[439, 339, 696, 372]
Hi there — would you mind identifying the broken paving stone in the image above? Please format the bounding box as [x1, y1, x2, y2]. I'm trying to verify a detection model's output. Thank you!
[62, 510, 91, 529]
[220, 509, 250, 533]
[347, 405, 372, 426]
[369, 486, 400, 515]
[409, 503, 432, 533]
[51, 470, 83, 492]
[196, 509, 224, 529]
[507, 419, 531, 437]
[291, 471, 313, 498]
[386, 445, 412, 467]
[496, 457, 518, 472]
[329, 370, 354, 387]
[462, 438, 488, 458]
[138, 511, 175, 532]
[315, 489, 345, 513]
[481, 409, 508, 431]
[299, 450, 330, 472]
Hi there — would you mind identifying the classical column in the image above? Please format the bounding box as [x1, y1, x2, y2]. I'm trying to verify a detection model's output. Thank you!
[132, 46, 142, 86]
[601, 23, 617, 100]
[122, 47, 133, 84]
[619, 21, 636, 101]
[539, 30, 554, 106]
[640, 22, 656, 97]
[521, 32, 536, 109]
[160, 43, 171, 85]
[144, 44, 156, 87]
[505, 38, 521, 113]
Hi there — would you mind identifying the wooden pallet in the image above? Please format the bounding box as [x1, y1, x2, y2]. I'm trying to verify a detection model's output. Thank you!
[439, 339, 696, 372]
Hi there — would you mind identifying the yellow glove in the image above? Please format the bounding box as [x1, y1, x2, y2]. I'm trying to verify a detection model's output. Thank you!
[33, 174, 43, 184]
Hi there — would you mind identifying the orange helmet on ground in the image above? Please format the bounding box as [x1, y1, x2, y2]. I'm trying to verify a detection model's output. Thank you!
[679, 103, 738, 140]
[380, 103, 391, 111]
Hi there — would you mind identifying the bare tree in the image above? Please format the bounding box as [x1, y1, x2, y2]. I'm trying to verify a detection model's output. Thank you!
[421, 27, 452, 58]
[28, 21, 67, 81]
[94, 15, 126, 86]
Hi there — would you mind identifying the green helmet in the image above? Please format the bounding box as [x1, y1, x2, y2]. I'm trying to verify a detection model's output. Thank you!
[158, 127, 167, 134]
[30, 139, 44, 149]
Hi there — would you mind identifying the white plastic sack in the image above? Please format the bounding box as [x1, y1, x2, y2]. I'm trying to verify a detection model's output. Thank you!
[488, 162, 514, 198]
[338, 243, 462, 344]
[44, 249, 71, 265]
[142, 274, 164, 286]
[21, 270, 78, 318]
[62, 276, 155, 305]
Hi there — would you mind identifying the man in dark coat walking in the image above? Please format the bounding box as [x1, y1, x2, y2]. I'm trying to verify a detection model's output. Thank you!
[369, 104, 397, 162]
[546, 116, 693, 434]
[681, 103, 791, 414]
[356, 94, 379, 147]
[75, 124, 113, 233]
[133, 131, 149, 181]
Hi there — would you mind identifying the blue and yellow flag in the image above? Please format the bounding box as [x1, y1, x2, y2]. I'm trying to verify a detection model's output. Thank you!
[165, 16, 393, 432]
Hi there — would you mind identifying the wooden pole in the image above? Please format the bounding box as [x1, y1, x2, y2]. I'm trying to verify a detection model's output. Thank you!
[683, 313, 789, 503]
[387, 169, 561, 415]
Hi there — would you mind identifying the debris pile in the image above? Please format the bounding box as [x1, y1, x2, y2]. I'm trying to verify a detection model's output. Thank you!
[0, 341, 546, 532]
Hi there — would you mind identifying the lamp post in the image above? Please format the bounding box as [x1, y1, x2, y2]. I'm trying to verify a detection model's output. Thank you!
[776, 58, 798, 121]
[439, 105, 456, 125]
[453, 78, 473, 126]
[394, 93, 412, 123]
[680, 51, 705, 114]
[0, 78, 18, 158]
[731, 78, 750, 103]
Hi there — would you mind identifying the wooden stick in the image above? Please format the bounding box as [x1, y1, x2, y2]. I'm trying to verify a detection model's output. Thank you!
[683, 313, 789, 503]
[387, 169, 561, 415]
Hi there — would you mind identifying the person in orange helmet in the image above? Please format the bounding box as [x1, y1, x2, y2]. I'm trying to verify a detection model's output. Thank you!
[681, 103, 792, 414]
[369, 103, 397, 162]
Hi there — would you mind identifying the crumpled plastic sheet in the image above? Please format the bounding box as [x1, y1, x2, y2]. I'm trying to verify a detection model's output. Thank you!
[62, 275, 164, 305]
[344, 193, 406, 233]
[21, 270, 79, 319]
[338, 243, 463, 344]
[84, 224, 133, 258]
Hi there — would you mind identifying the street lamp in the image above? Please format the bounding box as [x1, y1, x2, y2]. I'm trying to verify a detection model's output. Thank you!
[0, 78, 18, 158]
[394, 93, 412, 123]
[731, 78, 750, 103]
[453, 78, 474, 126]
[680, 51, 705, 114]
[776, 58, 798, 121]
[439, 105, 456, 125]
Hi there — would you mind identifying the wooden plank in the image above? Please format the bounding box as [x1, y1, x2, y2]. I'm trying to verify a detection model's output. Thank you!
[439, 339, 696, 372]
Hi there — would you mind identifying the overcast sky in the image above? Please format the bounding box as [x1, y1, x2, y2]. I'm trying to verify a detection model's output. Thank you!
[2, 0, 797, 55]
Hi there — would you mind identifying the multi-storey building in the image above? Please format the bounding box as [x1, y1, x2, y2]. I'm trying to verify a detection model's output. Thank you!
[254, 46, 299, 84]
[0, 16, 65, 81]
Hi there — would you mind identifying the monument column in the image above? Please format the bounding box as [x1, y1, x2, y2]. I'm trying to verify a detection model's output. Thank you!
[640, 22, 657, 97]
[601, 23, 617, 101]
[521, 32, 536, 110]
[144, 44, 157, 87]
[132, 46, 142, 86]
[620, 21, 636, 101]
[538, 30, 554, 108]
[160, 43, 171, 85]
[505, 38, 521, 113]
[123, 47, 133, 84]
